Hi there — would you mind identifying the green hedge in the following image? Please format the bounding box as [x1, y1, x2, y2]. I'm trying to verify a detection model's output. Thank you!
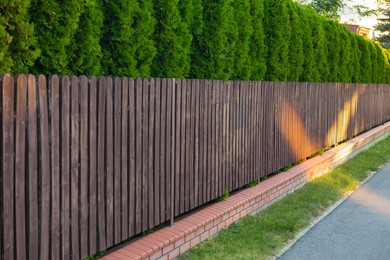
[1, 0, 390, 83]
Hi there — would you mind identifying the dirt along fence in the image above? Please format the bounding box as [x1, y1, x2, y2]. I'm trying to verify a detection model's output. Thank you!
[1, 74, 390, 259]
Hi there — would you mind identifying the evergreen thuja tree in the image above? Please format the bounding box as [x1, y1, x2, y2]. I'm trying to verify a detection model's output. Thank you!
[323, 20, 341, 82]
[249, 0, 267, 80]
[338, 26, 352, 82]
[232, 0, 253, 80]
[287, 1, 304, 82]
[349, 35, 361, 83]
[152, 0, 193, 78]
[30, 0, 81, 75]
[69, 0, 103, 76]
[0, 0, 39, 74]
[310, 14, 328, 82]
[298, 6, 316, 82]
[189, 0, 205, 78]
[191, 0, 237, 80]
[263, 0, 291, 81]
[357, 37, 372, 83]
[101, 0, 144, 76]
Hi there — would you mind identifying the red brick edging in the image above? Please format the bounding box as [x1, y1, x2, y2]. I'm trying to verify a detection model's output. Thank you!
[102, 122, 390, 260]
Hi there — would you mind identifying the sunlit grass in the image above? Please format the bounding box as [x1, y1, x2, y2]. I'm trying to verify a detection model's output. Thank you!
[180, 135, 390, 260]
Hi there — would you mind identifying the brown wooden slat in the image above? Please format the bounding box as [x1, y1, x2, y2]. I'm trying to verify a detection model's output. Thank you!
[211, 81, 216, 198]
[89, 77, 98, 254]
[113, 77, 122, 243]
[142, 78, 149, 231]
[207, 80, 213, 198]
[148, 78, 155, 228]
[180, 79, 186, 214]
[50, 75, 60, 260]
[97, 77, 107, 250]
[128, 78, 136, 236]
[2, 74, 14, 260]
[214, 81, 220, 196]
[79, 76, 89, 259]
[61, 76, 71, 259]
[135, 78, 143, 232]
[0, 75, 2, 260]
[185, 79, 191, 212]
[121, 77, 129, 240]
[159, 79, 167, 221]
[166, 78, 173, 221]
[202, 80, 209, 204]
[189, 79, 195, 209]
[194, 79, 200, 208]
[106, 77, 114, 247]
[15, 75, 27, 260]
[174, 79, 181, 216]
[70, 76, 80, 259]
[154, 79, 162, 220]
[198, 80, 205, 205]
[38, 75, 50, 260]
[27, 75, 39, 260]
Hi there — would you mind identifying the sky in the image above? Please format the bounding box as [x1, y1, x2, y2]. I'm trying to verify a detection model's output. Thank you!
[340, 0, 379, 28]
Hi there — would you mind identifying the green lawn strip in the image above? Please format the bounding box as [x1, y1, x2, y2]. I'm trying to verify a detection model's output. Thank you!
[180, 136, 390, 260]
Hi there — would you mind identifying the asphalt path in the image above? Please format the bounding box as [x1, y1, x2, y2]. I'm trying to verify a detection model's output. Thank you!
[278, 163, 390, 260]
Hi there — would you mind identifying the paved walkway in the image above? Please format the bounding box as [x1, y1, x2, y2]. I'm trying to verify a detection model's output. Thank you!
[279, 163, 390, 260]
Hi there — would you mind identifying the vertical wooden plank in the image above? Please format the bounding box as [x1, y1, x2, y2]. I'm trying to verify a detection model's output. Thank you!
[129, 78, 136, 236]
[226, 82, 232, 189]
[121, 78, 129, 240]
[211, 81, 217, 198]
[154, 79, 161, 221]
[194, 80, 200, 208]
[214, 81, 220, 196]
[166, 79, 173, 221]
[38, 75, 50, 260]
[79, 76, 89, 259]
[135, 78, 143, 232]
[106, 77, 114, 247]
[174, 80, 181, 216]
[70, 76, 80, 259]
[148, 79, 155, 228]
[89, 77, 98, 255]
[207, 80, 214, 201]
[113, 77, 122, 243]
[232, 81, 239, 190]
[142, 78, 149, 231]
[27, 75, 39, 260]
[189, 79, 195, 209]
[159, 79, 167, 222]
[97, 77, 107, 250]
[185, 80, 191, 212]
[180, 80, 186, 214]
[198, 80, 204, 205]
[61, 76, 71, 259]
[2, 74, 14, 260]
[202, 80, 209, 204]
[50, 75, 60, 260]
[15, 75, 27, 260]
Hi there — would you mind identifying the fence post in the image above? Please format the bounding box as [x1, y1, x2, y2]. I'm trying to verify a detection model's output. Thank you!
[170, 78, 176, 227]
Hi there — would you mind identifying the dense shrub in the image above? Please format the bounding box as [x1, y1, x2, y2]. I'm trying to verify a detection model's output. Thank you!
[1, 0, 390, 83]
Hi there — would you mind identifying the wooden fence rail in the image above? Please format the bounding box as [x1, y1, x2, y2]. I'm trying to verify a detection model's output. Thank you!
[1, 74, 390, 259]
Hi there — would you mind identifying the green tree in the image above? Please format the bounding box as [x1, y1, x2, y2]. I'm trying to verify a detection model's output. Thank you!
[375, 1, 390, 48]
[0, 0, 39, 74]
[232, 0, 253, 80]
[190, 0, 237, 80]
[287, 1, 305, 82]
[298, 6, 317, 82]
[69, 0, 103, 76]
[263, 0, 291, 81]
[30, 0, 81, 74]
[249, 0, 267, 80]
[152, 0, 193, 78]
[101, 0, 156, 77]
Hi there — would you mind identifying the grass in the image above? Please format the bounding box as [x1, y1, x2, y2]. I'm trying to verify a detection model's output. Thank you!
[180, 135, 390, 260]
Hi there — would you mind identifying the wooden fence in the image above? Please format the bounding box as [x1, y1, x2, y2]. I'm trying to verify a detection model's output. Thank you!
[1, 74, 390, 259]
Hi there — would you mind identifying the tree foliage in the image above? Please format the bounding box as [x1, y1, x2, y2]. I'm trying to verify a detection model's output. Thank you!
[1, 0, 390, 84]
